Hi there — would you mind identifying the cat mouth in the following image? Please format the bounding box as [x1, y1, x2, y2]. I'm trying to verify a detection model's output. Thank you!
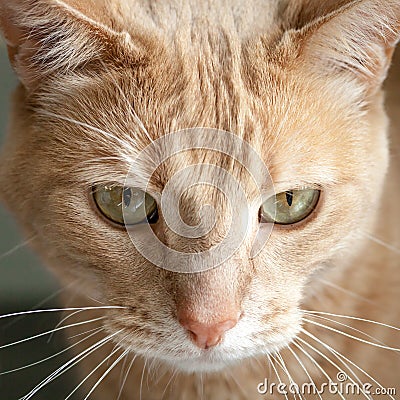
[106, 310, 301, 373]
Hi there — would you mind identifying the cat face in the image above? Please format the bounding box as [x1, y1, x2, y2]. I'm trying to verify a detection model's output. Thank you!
[0, 0, 398, 373]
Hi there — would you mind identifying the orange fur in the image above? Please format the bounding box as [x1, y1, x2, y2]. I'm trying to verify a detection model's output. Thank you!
[0, 1, 399, 398]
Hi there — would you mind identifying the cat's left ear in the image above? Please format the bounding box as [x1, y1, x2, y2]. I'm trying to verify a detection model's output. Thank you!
[0, 0, 135, 90]
[296, 0, 400, 91]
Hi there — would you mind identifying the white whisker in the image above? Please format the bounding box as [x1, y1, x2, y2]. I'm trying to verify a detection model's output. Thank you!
[317, 278, 373, 303]
[68, 326, 105, 339]
[301, 328, 390, 399]
[160, 367, 178, 400]
[117, 354, 137, 400]
[2, 282, 78, 330]
[140, 357, 148, 400]
[276, 352, 302, 400]
[292, 340, 345, 400]
[1, 317, 105, 350]
[20, 330, 123, 400]
[47, 309, 87, 343]
[297, 333, 369, 400]
[303, 311, 400, 332]
[303, 313, 397, 350]
[267, 354, 290, 400]
[303, 318, 400, 352]
[287, 344, 323, 400]
[327, 343, 394, 400]
[0, 306, 126, 320]
[118, 352, 130, 388]
[66, 335, 129, 400]
[0, 327, 103, 376]
[360, 232, 400, 255]
[199, 371, 204, 400]
[84, 349, 129, 400]
[0, 236, 37, 260]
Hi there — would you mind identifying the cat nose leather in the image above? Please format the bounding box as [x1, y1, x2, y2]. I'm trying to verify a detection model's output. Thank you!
[179, 315, 239, 349]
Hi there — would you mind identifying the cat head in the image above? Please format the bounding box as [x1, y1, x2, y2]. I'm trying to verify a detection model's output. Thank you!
[0, 0, 399, 372]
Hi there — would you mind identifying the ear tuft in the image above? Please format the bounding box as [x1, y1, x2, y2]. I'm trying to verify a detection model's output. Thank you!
[297, 0, 400, 90]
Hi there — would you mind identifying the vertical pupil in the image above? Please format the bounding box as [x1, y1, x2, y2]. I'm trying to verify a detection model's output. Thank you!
[286, 191, 293, 207]
[123, 188, 132, 207]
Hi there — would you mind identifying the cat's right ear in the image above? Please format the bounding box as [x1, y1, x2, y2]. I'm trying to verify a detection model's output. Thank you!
[0, 0, 136, 90]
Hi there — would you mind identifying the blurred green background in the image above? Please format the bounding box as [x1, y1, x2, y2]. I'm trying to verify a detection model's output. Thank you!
[0, 40, 80, 399]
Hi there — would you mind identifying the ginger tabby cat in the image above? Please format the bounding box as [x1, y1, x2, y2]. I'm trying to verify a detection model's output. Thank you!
[0, 0, 399, 399]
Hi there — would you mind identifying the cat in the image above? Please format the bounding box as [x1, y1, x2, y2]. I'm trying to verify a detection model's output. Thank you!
[0, 0, 399, 399]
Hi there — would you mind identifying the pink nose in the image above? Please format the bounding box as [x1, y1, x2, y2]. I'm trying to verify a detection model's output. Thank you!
[179, 315, 239, 349]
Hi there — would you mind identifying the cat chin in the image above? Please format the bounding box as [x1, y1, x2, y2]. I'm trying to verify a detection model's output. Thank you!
[141, 341, 290, 374]
[145, 352, 245, 374]
[164, 356, 242, 373]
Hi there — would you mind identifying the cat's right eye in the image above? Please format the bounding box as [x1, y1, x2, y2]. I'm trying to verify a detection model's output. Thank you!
[93, 184, 158, 226]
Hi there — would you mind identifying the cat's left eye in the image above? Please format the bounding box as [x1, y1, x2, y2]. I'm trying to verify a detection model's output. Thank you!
[260, 189, 320, 225]
[93, 184, 158, 226]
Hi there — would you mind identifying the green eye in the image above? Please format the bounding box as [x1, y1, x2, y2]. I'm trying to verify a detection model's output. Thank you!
[260, 189, 320, 225]
[93, 184, 158, 226]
